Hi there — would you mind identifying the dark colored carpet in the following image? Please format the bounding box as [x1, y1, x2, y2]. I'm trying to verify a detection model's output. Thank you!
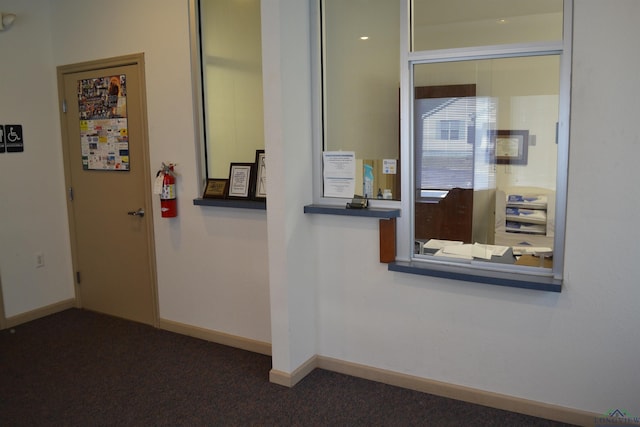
[0, 309, 576, 426]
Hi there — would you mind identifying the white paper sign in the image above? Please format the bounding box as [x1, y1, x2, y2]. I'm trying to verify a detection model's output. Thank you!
[383, 159, 397, 174]
[323, 151, 356, 198]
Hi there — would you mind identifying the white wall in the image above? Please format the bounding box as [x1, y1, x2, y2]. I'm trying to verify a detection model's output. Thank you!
[0, 0, 74, 317]
[49, 0, 271, 343]
[2, 0, 639, 417]
[263, 0, 640, 415]
[262, 0, 318, 375]
[305, 1, 640, 414]
[0, 0, 271, 343]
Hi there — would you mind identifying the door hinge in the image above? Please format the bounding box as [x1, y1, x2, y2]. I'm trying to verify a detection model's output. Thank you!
[76, 271, 81, 284]
[68, 187, 74, 201]
[62, 99, 67, 113]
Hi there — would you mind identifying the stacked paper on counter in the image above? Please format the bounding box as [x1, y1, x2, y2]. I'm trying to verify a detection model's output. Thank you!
[512, 246, 552, 256]
[432, 242, 510, 261]
[423, 239, 464, 250]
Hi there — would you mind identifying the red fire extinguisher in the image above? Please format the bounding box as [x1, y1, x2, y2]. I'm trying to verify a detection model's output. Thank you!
[159, 163, 177, 218]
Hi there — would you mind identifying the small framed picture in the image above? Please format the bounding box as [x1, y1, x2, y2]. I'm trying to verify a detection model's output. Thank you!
[202, 179, 228, 199]
[490, 129, 529, 165]
[227, 163, 254, 199]
[254, 150, 266, 200]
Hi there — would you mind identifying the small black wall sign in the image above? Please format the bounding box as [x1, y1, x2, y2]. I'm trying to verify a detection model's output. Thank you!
[3, 124, 24, 152]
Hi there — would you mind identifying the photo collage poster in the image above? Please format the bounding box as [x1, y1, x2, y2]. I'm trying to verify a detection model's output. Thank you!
[77, 74, 129, 170]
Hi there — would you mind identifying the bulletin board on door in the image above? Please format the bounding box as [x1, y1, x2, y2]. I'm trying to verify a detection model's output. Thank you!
[77, 74, 129, 171]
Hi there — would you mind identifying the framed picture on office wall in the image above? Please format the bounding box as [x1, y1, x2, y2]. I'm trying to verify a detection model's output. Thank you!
[253, 150, 266, 200]
[202, 178, 228, 199]
[491, 129, 529, 165]
[227, 163, 254, 199]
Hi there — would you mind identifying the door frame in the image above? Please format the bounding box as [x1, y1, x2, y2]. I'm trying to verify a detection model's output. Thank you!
[56, 53, 159, 326]
[0, 273, 6, 330]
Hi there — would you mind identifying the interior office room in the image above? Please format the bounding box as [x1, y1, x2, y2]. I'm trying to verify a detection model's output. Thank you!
[0, 0, 639, 425]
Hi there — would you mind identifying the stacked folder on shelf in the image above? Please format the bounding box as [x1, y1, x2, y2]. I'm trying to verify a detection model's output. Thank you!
[505, 194, 548, 235]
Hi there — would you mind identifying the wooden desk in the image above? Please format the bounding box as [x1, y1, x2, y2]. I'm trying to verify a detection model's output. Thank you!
[515, 254, 553, 268]
[415, 188, 473, 243]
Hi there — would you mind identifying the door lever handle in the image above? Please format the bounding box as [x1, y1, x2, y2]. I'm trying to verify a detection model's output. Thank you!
[127, 208, 145, 217]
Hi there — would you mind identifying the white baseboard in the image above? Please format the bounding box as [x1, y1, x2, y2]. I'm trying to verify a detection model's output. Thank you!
[4, 298, 77, 329]
[159, 318, 272, 356]
[269, 354, 597, 427]
[269, 355, 318, 388]
[316, 356, 597, 427]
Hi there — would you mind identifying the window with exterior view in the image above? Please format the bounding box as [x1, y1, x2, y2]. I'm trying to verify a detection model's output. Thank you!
[402, 0, 570, 287]
[413, 56, 561, 266]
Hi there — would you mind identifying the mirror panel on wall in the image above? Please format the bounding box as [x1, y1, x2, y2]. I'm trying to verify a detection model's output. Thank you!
[322, 0, 401, 200]
[199, 0, 264, 179]
[412, 0, 563, 51]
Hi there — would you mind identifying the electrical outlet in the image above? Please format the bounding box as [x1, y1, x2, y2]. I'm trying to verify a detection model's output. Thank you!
[35, 252, 45, 268]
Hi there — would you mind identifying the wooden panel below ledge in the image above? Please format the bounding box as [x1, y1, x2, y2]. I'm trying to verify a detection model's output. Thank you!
[379, 218, 396, 263]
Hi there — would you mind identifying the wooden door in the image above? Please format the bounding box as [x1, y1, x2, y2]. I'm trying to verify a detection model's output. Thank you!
[58, 55, 157, 326]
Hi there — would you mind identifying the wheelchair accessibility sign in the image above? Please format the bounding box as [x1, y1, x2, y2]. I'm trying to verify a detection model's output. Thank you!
[0, 124, 24, 153]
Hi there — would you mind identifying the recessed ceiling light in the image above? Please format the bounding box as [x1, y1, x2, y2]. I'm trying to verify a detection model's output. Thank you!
[497, 19, 508, 24]
[360, 36, 369, 40]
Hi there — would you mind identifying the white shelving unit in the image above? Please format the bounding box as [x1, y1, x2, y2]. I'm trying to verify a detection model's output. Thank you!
[495, 188, 555, 249]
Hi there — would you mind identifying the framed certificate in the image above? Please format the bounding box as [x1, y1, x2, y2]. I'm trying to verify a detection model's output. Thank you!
[254, 150, 266, 200]
[491, 130, 529, 165]
[202, 179, 228, 199]
[227, 163, 254, 199]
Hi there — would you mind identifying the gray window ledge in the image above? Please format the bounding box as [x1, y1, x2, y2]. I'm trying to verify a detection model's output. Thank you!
[388, 261, 562, 292]
[193, 198, 266, 210]
[304, 204, 401, 219]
